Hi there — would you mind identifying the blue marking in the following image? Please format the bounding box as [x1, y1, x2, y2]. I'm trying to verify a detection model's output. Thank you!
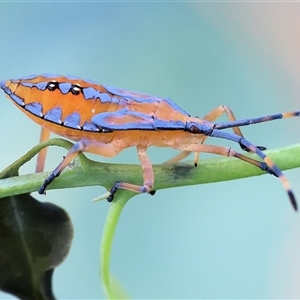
[91, 108, 186, 130]
[210, 129, 241, 142]
[21, 82, 48, 91]
[154, 119, 185, 129]
[0, 83, 25, 106]
[41, 73, 64, 79]
[0, 81, 6, 90]
[11, 93, 25, 106]
[104, 85, 190, 117]
[112, 97, 123, 104]
[82, 87, 102, 100]
[99, 93, 111, 103]
[82, 121, 100, 132]
[163, 98, 190, 117]
[4, 75, 190, 119]
[21, 82, 35, 88]
[58, 83, 72, 94]
[44, 107, 62, 124]
[24, 102, 43, 117]
[1, 84, 12, 96]
[63, 112, 81, 129]
[104, 85, 158, 103]
[36, 82, 48, 90]
[27, 74, 101, 86]
[17, 74, 38, 80]
[41, 74, 102, 85]
[81, 87, 121, 103]
[91, 108, 154, 130]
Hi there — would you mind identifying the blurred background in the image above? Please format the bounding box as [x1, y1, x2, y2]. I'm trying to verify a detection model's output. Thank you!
[1, 2, 300, 299]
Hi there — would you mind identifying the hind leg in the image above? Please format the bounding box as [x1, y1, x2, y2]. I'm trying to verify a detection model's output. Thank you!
[179, 142, 296, 210]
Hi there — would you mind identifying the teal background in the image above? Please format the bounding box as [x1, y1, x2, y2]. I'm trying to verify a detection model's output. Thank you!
[1, 2, 300, 299]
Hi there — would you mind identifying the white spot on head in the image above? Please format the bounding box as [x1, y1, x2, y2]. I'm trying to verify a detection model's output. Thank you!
[91, 109, 95, 114]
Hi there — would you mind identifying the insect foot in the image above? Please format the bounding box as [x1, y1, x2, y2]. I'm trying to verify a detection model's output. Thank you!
[107, 182, 156, 202]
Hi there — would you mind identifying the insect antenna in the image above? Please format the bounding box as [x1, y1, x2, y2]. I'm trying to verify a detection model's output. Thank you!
[209, 129, 297, 211]
[214, 111, 300, 131]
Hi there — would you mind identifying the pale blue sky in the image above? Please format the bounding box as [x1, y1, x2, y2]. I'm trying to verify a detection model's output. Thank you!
[1, 2, 300, 299]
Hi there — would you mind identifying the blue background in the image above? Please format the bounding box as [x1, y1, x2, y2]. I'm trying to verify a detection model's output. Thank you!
[1, 2, 300, 299]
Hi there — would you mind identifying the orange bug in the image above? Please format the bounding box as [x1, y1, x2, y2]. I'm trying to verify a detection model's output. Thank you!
[1, 74, 299, 210]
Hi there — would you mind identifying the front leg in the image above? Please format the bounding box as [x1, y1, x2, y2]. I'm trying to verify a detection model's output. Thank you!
[38, 138, 122, 194]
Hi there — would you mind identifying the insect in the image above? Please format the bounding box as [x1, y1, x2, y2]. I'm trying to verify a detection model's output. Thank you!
[1, 74, 299, 210]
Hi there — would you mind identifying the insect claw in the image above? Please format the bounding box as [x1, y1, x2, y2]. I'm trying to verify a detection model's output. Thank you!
[239, 143, 266, 152]
[107, 183, 119, 202]
[39, 173, 58, 194]
[107, 194, 115, 202]
[289, 191, 298, 211]
[258, 146, 267, 151]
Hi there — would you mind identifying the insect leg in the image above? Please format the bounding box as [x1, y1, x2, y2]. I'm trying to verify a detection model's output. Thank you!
[38, 139, 122, 195]
[165, 105, 265, 166]
[36, 128, 51, 173]
[164, 150, 194, 165]
[180, 142, 297, 210]
[107, 146, 155, 202]
[180, 143, 275, 175]
[208, 129, 297, 211]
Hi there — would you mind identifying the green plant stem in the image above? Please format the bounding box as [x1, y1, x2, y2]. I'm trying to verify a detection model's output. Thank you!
[100, 191, 132, 299]
[1, 140, 300, 199]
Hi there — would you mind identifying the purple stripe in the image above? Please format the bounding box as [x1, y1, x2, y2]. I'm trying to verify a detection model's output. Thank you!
[21, 82, 48, 90]
[91, 108, 186, 130]
[82, 121, 100, 132]
[24, 102, 43, 117]
[44, 107, 62, 124]
[58, 83, 72, 94]
[63, 112, 81, 129]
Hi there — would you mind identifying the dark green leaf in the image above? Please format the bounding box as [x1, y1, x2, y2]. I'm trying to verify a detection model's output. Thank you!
[0, 193, 73, 300]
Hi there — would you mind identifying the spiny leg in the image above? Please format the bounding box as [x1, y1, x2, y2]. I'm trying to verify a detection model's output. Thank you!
[107, 146, 154, 202]
[36, 127, 51, 173]
[38, 139, 122, 195]
[181, 142, 297, 210]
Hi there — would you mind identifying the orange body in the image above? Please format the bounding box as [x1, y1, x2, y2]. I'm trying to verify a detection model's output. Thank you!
[3, 75, 206, 151]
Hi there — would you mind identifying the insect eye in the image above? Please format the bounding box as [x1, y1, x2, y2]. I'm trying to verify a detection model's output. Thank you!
[189, 124, 200, 133]
[47, 81, 58, 91]
[70, 84, 82, 95]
